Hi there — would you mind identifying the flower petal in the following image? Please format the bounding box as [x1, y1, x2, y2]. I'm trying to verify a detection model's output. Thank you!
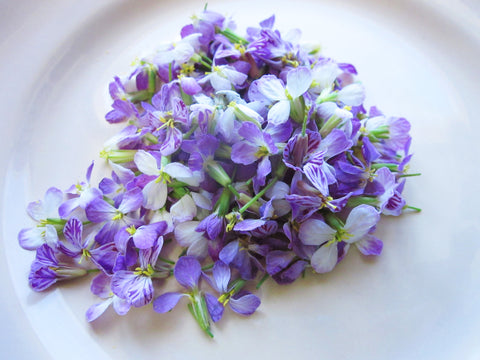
[134, 150, 160, 176]
[310, 243, 338, 273]
[153, 292, 185, 313]
[229, 292, 261, 316]
[286, 66, 312, 99]
[267, 99, 290, 125]
[174, 256, 201, 289]
[298, 219, 336, 246]
[343, 205, 380, 243]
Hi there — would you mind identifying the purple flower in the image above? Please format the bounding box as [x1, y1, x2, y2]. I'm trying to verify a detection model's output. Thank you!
[29, 244, 87, 291]
[18, 187, 64, 250]
[86, 273, 131, 322]
[153, 256, 215, 337]
[133, 150, 197, 210]
[111, 238, 167, 307]
[85, 187, 143, 244]
[249, 67, 312, 124]
[298, 205, 381, 273]
[231, 122, 278, 191]
[204, 261, 260, 321]
[58, 162, 102, 218]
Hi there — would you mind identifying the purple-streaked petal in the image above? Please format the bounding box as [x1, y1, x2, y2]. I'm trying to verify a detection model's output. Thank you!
[153, 292, 185, 313]
[132, 224, 161, 249]
[63, 217, 83, 249]
[86, 298, 113, 322]
[111, 271, 153, 307]
[304, 163, 329, 195]
[174, 256, 201, 289]
[159, 127, 183, 156]
[355, 234, 383, 256]
[212, 261, 230, 293]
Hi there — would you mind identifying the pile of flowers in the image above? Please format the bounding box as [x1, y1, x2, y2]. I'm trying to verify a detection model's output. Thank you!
[18, 9, 419, 337]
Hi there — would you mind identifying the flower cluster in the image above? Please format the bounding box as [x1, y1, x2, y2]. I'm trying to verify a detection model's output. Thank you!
[18, 9, 419, 337]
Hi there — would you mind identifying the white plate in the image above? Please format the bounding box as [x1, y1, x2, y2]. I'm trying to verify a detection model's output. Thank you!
[1, 0, 480, 359]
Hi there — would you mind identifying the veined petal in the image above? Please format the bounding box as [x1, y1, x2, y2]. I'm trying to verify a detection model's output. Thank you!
[304, 162, 329, 195]
[111, 271, 153, 307]
[134, 150, 160, 176]
[310, 243, 338, 273]
[343, 205, 380, 243]
[356, 234, 383, 256]
[212, 260, 230, 293]
[63, 217, 83, 249]
[286, 66, 312, 99]
[298, 219, 336, 246]
[86, 298, 113, 322]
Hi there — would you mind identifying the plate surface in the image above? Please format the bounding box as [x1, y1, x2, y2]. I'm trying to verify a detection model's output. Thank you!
[1, 0, 480, 359]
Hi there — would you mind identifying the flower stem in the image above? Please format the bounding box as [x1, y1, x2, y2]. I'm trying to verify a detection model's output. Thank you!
[239, 177, 278, 214]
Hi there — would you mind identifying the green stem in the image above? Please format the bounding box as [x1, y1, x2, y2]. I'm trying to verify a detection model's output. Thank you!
[399, 173, 422, 177]
[239, 177, 278, 214]
[256, 273, 269, 289]
[404, 205, 422, 212]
